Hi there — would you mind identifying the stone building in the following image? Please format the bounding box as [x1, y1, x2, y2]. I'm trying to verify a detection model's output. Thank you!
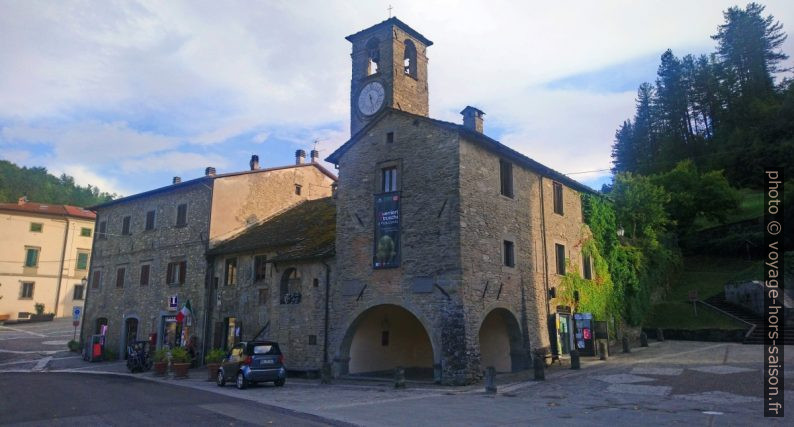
[324, 18, 597, 384]
[80, 155, 335, 358]
[0, 198, 95, 321]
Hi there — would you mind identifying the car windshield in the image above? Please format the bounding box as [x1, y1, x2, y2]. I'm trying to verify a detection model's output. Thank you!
[251, 344, 279, 355]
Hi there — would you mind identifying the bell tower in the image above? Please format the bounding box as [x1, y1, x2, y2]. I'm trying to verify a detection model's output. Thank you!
[346, 17, 433, 135]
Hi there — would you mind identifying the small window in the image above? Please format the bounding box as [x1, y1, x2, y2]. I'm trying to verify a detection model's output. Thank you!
[503, 240, 515, 267]
[76, 252, 89, 270]
[295, 184, 302, 196]
[176, 204, 188, 227]
[313, 278, 319, 287]
[583, 254, 592, 280]
[254, 255, 267, 282]
[98, 221, 107, 239]
[73, 284, 84, 300]
[553, 182, 564, 215]
[24, 247, 39, 268]
[224, 258, 237, 286]
[500, 160, 513, 198]
[20, 282, 34, 299]
[140, 264, 150, 286]
[91, 270, 102, 289]
[386, 132, 394, 143]
[115, 267, 126, 288]
[121, 216, 131, 235]
[80, 227, 92, 237]
[258, 288, 268, 305]
[166, 261, 186, 285]
[381, 330, 389, 346]
[403, 40, 417, 78]
[381, 167, 398, 193]
[308, 335, 317, 345]
[30, 223, 43, 232]
[145, 210, 156, 231]
[555, 244, 566, 275]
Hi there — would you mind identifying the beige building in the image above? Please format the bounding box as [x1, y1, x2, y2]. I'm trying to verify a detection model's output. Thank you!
[0, 198, 96, 321]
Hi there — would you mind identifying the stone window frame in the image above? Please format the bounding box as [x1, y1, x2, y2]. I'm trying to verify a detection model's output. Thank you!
[253, 254, 268, 282]
[224, 257, 238, 286]
[139, 262, 152, 286]
[97, 219, 107, 240]
[75, 250, 90, 271]
[554, 242, 567, 276]
[375, 159, 402, 194]
[175, 203, 188, 228]
[499, 159, 514, 199]
[503, 240, 516, 268]
[121, 215, 132, 236]
[19, 281, 34, 300]
[145, 209, 156, 231]
[552, 181, 564, 216]
[166, 258, 187, 286]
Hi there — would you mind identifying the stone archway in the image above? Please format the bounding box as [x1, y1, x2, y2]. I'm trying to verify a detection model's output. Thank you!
[338, 304, 435, 379]
[478, 308, 526, 373]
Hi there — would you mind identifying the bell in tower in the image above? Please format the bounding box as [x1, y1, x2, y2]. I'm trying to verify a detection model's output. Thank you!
[346, 17, 433, 136]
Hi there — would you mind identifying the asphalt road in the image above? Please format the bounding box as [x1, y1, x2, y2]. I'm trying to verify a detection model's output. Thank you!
[0, 372, 342, 426]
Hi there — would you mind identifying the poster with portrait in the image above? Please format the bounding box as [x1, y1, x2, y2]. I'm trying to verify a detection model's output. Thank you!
[374, 192, 401, 268]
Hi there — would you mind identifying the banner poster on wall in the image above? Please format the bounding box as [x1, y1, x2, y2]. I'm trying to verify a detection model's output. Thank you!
[374, 192, 401, 269]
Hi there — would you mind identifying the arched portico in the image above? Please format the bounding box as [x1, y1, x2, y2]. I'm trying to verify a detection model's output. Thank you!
[478, 307, 527, 372]
[336, 303, 438, 380]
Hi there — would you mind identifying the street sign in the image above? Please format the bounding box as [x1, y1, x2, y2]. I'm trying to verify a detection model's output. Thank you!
[169, 295, 178, 310]
[73, 320, 80, 327]
[72, 306, 82, 321]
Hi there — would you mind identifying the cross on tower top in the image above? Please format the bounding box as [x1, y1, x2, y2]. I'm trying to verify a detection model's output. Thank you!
[388, 5, 393, 18]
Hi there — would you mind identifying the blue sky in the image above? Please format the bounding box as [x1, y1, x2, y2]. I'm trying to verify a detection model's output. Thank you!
[1, 0, 792, 197]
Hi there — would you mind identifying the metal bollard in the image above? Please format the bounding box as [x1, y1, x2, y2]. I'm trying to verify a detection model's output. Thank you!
[533, 355, 545, 381]
[394, 366, 406, 388]
[657, 328, 665, 342]
[321, 362, 332, 384]
[570, 350, 580, 370]
[485, 366, 497, 393]
[598, 341, 608, 361]
[640, 332, 649, 347]
[622, 336, 631, 353]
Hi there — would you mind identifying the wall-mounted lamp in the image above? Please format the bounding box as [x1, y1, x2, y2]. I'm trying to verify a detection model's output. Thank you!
[617, 226, 625, 237]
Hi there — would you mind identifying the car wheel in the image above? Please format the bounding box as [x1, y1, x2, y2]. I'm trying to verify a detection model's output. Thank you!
[236, 372, 247, 390]
[216, 370, 226, 387]
[274, 378, 285, 387]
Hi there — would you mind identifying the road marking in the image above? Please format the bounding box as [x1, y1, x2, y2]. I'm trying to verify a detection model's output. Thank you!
[633, 343, 726, 363]
[0, 349, 59, 355]
[0, 359, 39, 367]
[0, 325, 46, 337]
[689, 365, 754, 375]
[607, 384, 672, 396]
[32, 356, 52, 371]
[630, 367, 683, 376]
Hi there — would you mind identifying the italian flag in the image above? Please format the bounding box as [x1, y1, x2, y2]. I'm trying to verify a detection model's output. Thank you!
[175, 299, 192, 324]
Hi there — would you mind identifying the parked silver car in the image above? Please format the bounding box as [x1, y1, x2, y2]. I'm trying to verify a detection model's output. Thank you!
[216, 341, 286, 389]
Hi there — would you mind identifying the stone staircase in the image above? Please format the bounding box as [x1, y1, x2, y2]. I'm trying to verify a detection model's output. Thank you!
[703, 293, 792, 345]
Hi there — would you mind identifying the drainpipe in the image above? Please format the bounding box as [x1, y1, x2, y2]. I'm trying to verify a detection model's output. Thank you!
[54, 217, 70, 317]
[322, 260, 331, 365]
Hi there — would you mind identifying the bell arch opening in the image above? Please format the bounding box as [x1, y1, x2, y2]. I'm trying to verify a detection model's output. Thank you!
[478, 308, 526, 373]
[339, 304, 434, 379]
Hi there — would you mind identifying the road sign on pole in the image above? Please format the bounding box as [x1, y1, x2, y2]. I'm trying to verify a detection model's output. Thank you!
[72, 306, 82, 321]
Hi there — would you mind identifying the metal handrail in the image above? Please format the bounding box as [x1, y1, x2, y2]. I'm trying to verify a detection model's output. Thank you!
[696, 299, 757, 340]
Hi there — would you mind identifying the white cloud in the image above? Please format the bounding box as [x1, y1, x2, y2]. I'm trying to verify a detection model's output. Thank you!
[119, 151, 230, 174]
[54, 164, 132, 196]
[0, 0, 792, 193]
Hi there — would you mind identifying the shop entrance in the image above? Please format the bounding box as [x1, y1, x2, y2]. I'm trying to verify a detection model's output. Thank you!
[161, 315, 180, 349]
[339, 304, 434, 379]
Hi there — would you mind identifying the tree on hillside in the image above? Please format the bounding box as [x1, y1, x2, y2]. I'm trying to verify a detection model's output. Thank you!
[611, 173, 670, 245]
[0, 160, 116, 206]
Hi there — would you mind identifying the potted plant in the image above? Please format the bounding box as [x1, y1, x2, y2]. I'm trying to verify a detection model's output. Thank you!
[29, 304, 54, 322]
[205, 348, 226, 381]
[153, 348, 169, 376]
[170, 347, 191, 378]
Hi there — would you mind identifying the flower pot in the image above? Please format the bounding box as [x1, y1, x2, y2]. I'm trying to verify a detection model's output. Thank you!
[172, 362, 190, 378]
[207, 363, 220, 381]
[153, 361, 168, 376]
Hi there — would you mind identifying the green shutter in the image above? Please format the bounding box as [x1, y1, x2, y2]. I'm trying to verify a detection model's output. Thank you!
[25, 249, 38, 267]
[77, 253, 88, 270]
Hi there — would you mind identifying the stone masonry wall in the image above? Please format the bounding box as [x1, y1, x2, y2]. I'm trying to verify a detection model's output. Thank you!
[329, 112, 466, 384]
[81, 181, 213, 357]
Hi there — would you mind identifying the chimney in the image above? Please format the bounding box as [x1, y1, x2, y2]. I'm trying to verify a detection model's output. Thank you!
[295, 149, 306, 165]
[18, 196, 27, 205]
[249, 154, 260, 171]
[205, 166, 216, 176]
[172, 176, 182, 184]
[310, 149, 319, 163]
[461, 106, 485, 133]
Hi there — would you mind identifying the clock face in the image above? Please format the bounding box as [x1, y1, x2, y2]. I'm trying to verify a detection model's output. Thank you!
[357, 81, 385, 116]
